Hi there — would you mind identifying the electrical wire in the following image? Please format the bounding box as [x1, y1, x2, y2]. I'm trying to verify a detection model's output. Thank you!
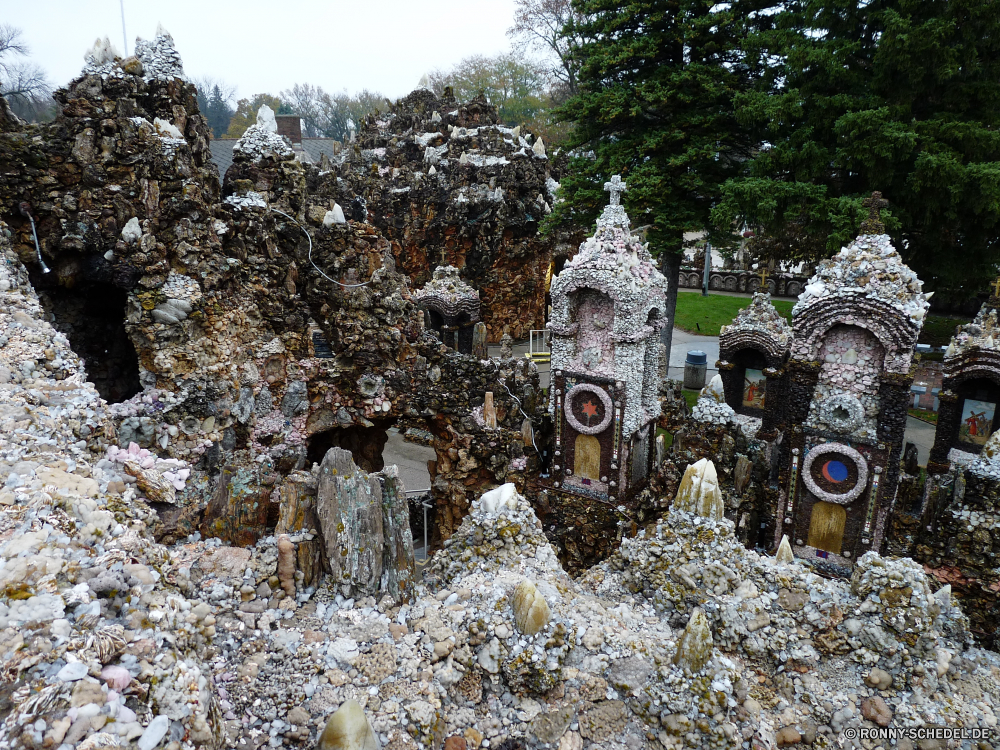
[18, 204, 50, 274]
[269, 207, 374, 289]
[488, 358, 540, 457]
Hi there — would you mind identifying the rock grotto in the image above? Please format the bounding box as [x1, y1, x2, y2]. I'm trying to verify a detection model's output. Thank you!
[1, 26, 1000, 750]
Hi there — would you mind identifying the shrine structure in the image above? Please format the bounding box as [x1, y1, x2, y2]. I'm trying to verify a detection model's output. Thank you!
[544, 175, 669, 504]
[717, 277, 793, 439]
[412, 265, 481, 354]
[927, 287, 1000, 472]
[776, 194, 929, 571]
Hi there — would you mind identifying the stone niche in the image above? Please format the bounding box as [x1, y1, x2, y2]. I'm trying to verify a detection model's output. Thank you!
[28, 269, 142, 404]
[928, 301, 1000, 472]
[777, 211, 928, 572]
[411, 265, 480, 354]
[540, 176, 668, 567]
[717, 291, 792, 438]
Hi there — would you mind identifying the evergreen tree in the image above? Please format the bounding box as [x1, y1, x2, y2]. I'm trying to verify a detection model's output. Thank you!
[193, 78, 236, 139]
[549, 0, 764, 355]
[205, 85, 234, 139]
[713, 0, 1000, 297]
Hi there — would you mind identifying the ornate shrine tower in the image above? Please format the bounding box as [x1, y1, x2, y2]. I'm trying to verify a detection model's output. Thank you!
[779, 194, 928, 570]
[544, 176, 669, 504]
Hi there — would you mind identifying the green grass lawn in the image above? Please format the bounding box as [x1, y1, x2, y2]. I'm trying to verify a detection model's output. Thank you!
[908, 407, 938, 424]
[673, 293, 794, 336]
[674, 292, 965, 347]
[682, 389, 701, 410]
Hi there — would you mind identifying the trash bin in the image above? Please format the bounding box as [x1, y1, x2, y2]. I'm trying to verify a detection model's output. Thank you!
[683, 350, 708, 390]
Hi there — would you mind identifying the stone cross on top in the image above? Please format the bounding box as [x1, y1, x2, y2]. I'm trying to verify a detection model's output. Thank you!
[604, 175, 627, 206]
[757, 265, 770, 289]
[859, 191, 889, 235]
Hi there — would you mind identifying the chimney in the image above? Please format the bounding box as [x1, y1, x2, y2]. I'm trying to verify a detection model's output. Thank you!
[275, 115, 302, 144]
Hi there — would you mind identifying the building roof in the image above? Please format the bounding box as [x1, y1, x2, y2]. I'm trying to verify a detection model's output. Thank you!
[208, 138, 340, 178]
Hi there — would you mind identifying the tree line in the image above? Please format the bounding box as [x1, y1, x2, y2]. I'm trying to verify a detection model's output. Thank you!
[539, 0, 1000, 304]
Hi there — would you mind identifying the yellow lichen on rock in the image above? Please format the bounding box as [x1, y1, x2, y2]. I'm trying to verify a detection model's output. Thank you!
[673, 607, 713, 673]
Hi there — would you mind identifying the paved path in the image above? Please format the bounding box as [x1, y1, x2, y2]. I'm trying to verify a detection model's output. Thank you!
[383, 428, 434, 494]
[668, 328, 720, 382]
[904, 416, 937, 466]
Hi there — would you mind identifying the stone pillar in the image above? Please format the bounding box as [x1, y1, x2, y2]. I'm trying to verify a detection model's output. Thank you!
[316, 447, 385, 598]
[378, 465, 416, 604]
[928, 389, 959, 473]
[716, 359, 740, 413]
[876, 372, 914, 531]
[760, 366, 786, 439]
[785, 360, 821, 427]
[472, 322, 488, 359]
[483, 392, 498, 429]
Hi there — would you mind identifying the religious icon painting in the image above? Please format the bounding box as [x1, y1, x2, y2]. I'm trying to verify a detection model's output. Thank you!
[743, 368, 766, 409]
[959, 398, 996, 447]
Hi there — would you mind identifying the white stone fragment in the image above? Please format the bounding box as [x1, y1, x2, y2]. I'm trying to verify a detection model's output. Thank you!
[121, 217, 142, 244]
[479, 483, 520, 515]
[324, 205, 347, 226]
[256, 104, 278, 133]
[137, 715, 169, 750]
[153, 118, 183, 139]
[673, 458, 724, 520]
[57, 662, 88, 681]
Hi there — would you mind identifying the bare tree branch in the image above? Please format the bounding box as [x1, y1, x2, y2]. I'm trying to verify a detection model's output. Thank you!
[507, 0, 587, 95]
[0, 24, 29, 78]
[0, 25, 54, 121]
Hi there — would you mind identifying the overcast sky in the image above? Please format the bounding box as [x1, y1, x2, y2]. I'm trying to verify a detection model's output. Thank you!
[5, 0, 522, 101]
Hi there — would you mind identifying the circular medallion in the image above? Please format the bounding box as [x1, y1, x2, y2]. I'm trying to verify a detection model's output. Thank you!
[816, 393, 866, 434]
[802, 443, 869, 504]
[563, 383, 614, 435]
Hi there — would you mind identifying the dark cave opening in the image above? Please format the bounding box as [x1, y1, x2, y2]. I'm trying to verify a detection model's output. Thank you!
[29, 272, 141, 404]
[306, 419, 395, 473]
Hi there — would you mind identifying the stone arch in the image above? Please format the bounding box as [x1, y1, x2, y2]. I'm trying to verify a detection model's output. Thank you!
[569, 288, 615, 372]
[791, 298, 918, 373]
[306, 419, 396, 473]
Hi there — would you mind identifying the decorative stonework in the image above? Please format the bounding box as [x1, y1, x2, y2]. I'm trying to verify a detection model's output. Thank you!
[546, 176, 669, 504]
[563, 383, 614, 435]
[717, 292, 793, 432]
[548, 178, 669, 439]
[233, 105, 294, 163]
[801, 443, 869, 504]
[791, 233, 928, 375]
[781, 201, 924, 567]
[719, 292, 792, 358]
[929, 300, 1000, 470]
[945, 306, 999, 360]
[411, 265, 481, 320]
[810, 392, 866, 435]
